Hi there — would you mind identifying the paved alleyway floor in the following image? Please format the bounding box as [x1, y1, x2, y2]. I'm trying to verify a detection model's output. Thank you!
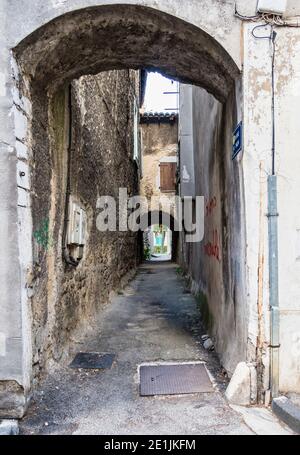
[20, 263, 292, 435]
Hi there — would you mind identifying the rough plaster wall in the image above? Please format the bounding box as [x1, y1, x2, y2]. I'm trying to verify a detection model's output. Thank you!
[285, 0, 300, 16]
[272, 27, 300, 393]
[243, 22, 273, 397]
[180, 86, 247, 376]
[243, 22, 300, 395]
[29, 70, 140, 376]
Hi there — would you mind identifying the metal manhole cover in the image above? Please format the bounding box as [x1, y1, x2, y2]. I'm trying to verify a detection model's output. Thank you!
[139, 363, 213, 396]
[69, 352, 115, 369]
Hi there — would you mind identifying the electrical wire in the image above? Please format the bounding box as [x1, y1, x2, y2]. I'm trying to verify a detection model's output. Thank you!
[251, 23, 273, 40]
[262, 13, 300, 27]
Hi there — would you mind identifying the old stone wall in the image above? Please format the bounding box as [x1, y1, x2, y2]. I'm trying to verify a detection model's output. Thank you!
[30, 70, 141, 377]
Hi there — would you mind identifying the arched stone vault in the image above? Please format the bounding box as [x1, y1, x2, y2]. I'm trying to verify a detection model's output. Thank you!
[14, 5, 240, 102]
[8, 1, 242, 68]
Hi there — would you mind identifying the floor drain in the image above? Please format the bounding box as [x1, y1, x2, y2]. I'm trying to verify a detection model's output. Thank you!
[69, 352, 115, 369]
[139, 363, 213, 396]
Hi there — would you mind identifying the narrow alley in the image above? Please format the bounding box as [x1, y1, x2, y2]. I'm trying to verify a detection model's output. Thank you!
[19, 263, 290, 435]
[2, 0, 300, 439]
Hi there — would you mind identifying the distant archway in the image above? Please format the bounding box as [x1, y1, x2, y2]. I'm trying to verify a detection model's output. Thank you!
[140, 211, 179, 261]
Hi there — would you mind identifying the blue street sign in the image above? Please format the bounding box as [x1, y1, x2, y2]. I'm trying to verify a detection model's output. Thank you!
[232, 122, 243, 160]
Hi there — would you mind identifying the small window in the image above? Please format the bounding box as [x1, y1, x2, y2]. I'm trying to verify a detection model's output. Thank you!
[160, 162, 177, 192]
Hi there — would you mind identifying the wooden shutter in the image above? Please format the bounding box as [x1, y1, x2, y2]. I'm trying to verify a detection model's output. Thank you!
[160, 162, 176, 192]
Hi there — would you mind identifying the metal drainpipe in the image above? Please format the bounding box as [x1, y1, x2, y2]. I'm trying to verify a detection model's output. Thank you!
[268, 28, 280, 399]
[268, 175, 279, 398]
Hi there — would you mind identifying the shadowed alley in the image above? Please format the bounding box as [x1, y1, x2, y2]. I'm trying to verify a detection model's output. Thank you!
[20, 263, 258, 435]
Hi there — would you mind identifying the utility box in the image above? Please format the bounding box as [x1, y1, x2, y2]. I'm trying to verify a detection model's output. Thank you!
[67, 198, 87, 261]
[257, 0, 287, 15]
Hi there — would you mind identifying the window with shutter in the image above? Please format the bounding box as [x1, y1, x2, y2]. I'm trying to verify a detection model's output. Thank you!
[160, 162, 176, 192]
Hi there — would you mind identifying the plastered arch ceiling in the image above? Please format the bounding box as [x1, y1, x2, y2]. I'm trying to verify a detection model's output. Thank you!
[14, 4, 240, 102]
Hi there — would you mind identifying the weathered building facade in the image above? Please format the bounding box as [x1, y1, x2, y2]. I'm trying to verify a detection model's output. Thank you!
[1, 0, 300, 417]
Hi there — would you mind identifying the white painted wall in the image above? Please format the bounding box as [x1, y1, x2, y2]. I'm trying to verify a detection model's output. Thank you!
[243, 21, 300, 393]
[243, 23, 272, 390]
[274, 26, 300, 393]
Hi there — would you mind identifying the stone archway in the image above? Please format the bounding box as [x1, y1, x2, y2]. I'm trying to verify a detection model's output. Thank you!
[140, 210, 179, 262]
[15, 4, 239, 101]
[2, 3, 243, 417]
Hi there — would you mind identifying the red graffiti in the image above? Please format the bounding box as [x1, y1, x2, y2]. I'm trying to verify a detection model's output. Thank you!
[205, 197, 217, 217]
[204, 230, 221, 262]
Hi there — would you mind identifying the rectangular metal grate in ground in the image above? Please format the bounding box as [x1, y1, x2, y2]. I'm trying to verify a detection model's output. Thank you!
[139, 363, 213, 396]
[69, 352, 115, 369]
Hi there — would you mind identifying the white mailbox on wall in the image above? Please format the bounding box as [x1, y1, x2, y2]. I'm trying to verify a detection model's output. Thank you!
[68, 200, 86, 245]
[67, 198, 87, 262]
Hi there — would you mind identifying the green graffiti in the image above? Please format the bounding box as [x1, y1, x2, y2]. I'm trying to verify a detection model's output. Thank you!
[33, 218, 53, 250]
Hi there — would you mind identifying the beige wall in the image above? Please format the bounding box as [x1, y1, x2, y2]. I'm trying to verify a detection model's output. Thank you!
[140, 120, 178, 217]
